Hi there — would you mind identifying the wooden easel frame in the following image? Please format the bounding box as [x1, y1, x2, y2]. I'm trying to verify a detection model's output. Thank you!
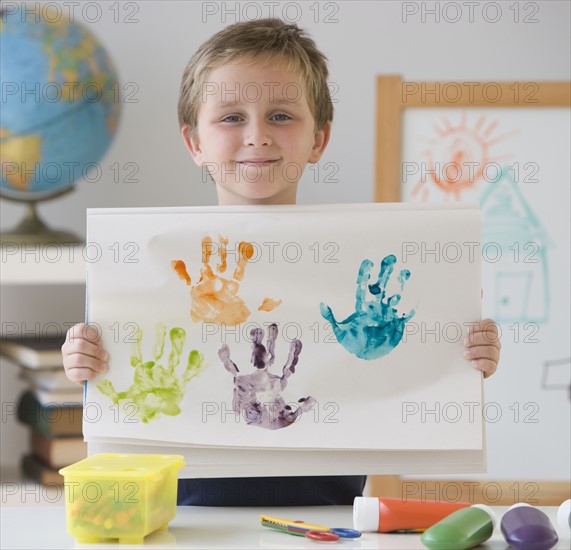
[375, 76, 571, 202]
[371, 76, 571, 505]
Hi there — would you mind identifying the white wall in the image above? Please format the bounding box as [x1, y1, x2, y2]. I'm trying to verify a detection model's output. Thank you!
[3, 1, 570, 234]
[1, 1, 570, 474]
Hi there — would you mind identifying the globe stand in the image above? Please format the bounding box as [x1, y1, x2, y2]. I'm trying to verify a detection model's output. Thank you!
[0, 193, 83, 245]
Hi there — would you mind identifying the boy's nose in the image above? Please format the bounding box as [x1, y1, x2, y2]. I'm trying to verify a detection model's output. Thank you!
[243, 120, 272, 147]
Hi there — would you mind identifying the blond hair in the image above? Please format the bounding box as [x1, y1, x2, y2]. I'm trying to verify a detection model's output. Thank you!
[177, 18, 333, 139]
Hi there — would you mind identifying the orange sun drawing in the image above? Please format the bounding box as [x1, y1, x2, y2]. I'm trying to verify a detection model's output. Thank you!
[413, 113, 518, 201]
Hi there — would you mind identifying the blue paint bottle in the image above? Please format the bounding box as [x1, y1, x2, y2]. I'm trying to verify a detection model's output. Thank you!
[500, 503, 558, 550]
[557, 499, 571, 532]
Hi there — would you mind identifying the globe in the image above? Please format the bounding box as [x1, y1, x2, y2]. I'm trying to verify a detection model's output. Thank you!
[0, 4, 120, 242]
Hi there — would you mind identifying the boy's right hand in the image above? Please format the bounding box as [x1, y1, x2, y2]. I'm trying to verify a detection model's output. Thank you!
[62, 323, 109, 384]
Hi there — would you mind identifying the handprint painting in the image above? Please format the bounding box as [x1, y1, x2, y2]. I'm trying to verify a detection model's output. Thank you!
[219, 324, 315, 430]
[321, 254, 415, 360]
[96, 324, 206, 423]
[172, 235, 282, 324]
[85, 204, 483, 451]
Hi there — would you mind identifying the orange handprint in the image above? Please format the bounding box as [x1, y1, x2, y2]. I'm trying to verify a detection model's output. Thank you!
[172, 235, 281, 325]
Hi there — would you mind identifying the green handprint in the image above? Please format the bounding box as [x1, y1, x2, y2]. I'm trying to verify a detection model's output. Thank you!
[97, 324, 206, 423]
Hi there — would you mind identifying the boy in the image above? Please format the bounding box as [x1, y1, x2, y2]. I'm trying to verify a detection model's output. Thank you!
[62, 18, 501, 505]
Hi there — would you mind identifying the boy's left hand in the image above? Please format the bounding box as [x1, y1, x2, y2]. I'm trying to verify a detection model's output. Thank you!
[463, 319, 501, 378]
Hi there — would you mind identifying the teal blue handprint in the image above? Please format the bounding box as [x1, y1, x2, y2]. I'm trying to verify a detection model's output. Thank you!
[320, 254, 415, 360]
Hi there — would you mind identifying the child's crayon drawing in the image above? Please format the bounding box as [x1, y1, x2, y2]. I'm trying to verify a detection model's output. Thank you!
[413, 113, 517, 201]
[320, 254, 415, 360]
[172, 235, 281, 324]
[97, 323, 206, 423]
[218, 323, 315, 429]
[480, 167, 550, 323]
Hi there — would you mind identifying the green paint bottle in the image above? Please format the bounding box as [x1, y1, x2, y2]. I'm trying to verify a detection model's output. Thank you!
[420, 504, 496, 550]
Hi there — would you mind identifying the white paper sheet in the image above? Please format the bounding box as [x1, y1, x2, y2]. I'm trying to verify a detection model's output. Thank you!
[84, 203, 482, 452]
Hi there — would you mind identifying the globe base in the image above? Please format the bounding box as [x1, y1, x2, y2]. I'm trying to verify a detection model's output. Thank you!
[0, 229, 82, 246]
[0, 203, 82, 245]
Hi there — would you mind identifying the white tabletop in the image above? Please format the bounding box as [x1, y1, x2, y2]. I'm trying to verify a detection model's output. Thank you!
[0, 505, 569, 549]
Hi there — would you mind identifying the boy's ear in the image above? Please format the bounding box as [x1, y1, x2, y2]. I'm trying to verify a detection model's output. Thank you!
[308, 120, 332, 163]
[181, 126, 203, 166]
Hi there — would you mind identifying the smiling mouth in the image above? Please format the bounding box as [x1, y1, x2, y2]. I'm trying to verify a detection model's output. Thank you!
[238, 159, 280, 166]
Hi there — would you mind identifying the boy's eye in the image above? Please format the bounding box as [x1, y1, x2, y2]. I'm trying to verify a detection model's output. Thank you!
[271, 113, 291, 121]
[221, 115, 242, 123]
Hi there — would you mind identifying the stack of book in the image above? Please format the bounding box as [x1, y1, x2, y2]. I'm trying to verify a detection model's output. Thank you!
[0, 336, 86, 485]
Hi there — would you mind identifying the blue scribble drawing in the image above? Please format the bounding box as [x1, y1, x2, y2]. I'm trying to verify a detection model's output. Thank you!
[218, 323, 315, 430]
[320, 254, 416, 360]
[480, 166, 551, 323]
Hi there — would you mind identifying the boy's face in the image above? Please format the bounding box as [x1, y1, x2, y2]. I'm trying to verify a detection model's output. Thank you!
[182, 59, 331, 205]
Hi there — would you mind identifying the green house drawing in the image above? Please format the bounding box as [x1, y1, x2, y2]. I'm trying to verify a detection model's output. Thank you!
[480, 167, 550, 323]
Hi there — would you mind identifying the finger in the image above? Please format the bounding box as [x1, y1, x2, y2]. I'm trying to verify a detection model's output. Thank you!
[62, 337, 108, 364]
[369, 255, 396, 298]
[201, 236, 215, 277]
[470, 358, 498, 378]
[465, 319, 500, 345]
[217, 235, 228, 274]
[64, 352, 108, 374]
[218, 344, 230, 361]
[355, 259, 374, 311]
[463, 345, 500, 364]
[172, 259, 191, 285]
[464, 330, 501, 349]
[233, 241, 254, 281]
[320, 302, 336, 325]
[66, 323, 101, 345]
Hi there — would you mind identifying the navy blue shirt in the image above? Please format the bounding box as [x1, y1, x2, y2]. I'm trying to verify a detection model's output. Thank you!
[177, 476, 366, 506]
